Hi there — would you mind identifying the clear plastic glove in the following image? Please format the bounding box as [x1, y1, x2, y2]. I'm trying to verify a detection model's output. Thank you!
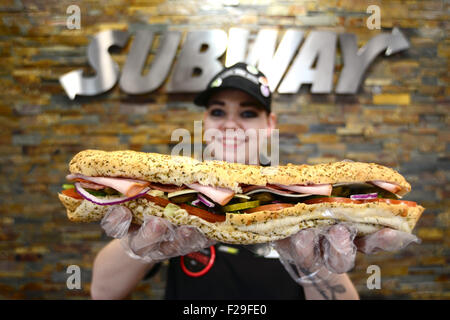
[354, 227, 421, 254]
[272, 223, 421, 285]
[100, 205, 216, 263]
[272, 224, 356, 285]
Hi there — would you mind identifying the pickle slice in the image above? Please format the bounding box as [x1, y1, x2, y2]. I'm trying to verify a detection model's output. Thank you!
[104, 187, 120, 195]
[233, 194, 251, 202]
[249, 192, 274, 203]
[222, 200, 260, 212]
[86, 189, 107, 197]
[170, 193, 198, 204]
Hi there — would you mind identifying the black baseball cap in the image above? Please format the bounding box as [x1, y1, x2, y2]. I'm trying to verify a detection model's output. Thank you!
[194, 62, 272, 112]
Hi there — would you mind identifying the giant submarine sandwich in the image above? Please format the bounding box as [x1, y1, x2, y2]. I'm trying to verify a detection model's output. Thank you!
[58, 150, 424, 244]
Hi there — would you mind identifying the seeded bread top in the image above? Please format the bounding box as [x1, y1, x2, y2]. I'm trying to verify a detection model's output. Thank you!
[69, 149, 411, 195]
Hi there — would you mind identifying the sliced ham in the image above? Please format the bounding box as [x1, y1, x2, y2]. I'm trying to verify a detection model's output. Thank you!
[66, 174, 149, 197]
[275, 183, 332, 196]
[241, 184, 295, 194]
[369, 180, 402, 194]
[148, 183, 186, 193]
[75, 179, 105, 190]
[186, 183, 235, 206]
[242, 185, 312, 198]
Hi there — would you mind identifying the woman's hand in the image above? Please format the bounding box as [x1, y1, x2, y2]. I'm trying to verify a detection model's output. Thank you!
[100, 205, 216, 263]
[273, 224, 421, 276]
[272, 224, 419, 299]
[273, 224, 357, 275]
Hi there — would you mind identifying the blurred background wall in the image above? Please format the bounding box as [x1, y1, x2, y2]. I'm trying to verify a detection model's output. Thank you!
[0, 0, 448, 299]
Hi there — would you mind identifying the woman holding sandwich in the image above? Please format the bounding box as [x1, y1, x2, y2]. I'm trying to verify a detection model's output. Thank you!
[90, 63, 364, 300]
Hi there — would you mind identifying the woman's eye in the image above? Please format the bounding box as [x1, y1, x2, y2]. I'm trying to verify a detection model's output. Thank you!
[209, 109, 226, 117]
[240, 110, 258, 118]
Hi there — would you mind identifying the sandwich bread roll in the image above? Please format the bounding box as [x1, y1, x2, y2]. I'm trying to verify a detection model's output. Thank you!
[58, 150, 424, 244]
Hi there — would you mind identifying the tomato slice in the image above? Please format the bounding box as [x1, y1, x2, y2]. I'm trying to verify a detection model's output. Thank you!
[143, 194, 225, 223]
[304, 197, 417, 207]
[143, 194, 171, 207]
[61, 188, 84, 200]
[244, 203, 295, 213]
[178, 203, 226, 223]
[364, 198, 417, 207]
[304, 197, 354, 205]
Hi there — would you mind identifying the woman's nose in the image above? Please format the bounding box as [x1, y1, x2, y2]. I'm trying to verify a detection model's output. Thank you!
[221, 115, 241, 130]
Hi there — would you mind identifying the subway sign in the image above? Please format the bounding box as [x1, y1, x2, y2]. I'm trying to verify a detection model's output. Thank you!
[59, 27, 409, 99]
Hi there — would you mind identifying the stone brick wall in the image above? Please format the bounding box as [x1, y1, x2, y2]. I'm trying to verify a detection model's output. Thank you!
[0, 0, 448, 299]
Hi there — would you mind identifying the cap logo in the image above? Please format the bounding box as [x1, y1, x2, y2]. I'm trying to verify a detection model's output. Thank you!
[221, 67, 259, 85]
[258, 76, 269, 86]
[260, 84, 270, 97]
[246, 64, 259, 75]
[235, 68, 247, 77]
[210, 77, 222, 88]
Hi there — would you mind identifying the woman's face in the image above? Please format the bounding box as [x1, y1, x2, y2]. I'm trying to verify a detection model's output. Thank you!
[203, 88, 276, 164]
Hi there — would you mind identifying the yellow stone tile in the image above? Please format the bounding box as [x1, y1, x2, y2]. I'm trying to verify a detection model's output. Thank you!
[267, 5, 290, 16]
[438, 41, 450, 58]
[307, 156, 338, 164]
[419, 256, 446, 266]
[299, 133, 339, 144]
[95, 23, 129, 32]
[410, 291, 450, 300]
[373, 93, 411, 105]
[239, 15, 258, 25]
[365, 78, 392, 86]
[130, 134, 148, 145]
[384, 112, 419, 124]
[49, 34, 89, 46]
[0, 271, 24, 278]
[289, 5, 306, 15]
[0, 217, 14, 225]
[344, 152, 378, 162]
[127, 6, 158, 15]
[53, 124, 85, 135]
[15, 246, 49, 255]
[0, 105, 12, 115]
[417, 228, 444, 241]
[278, 123, 308, 134]
[379, 266, 409, 276]
[337, 125, 364, 136]
[147, 16, 169, 24]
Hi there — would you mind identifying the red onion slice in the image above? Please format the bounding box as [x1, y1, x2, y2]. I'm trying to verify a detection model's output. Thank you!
[350, 193, 378, 200]
[197, 193, 215, 207]
[74, 182, 150, 205]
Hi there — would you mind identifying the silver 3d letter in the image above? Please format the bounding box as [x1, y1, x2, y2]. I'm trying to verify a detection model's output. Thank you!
[59, 30, 129, 99]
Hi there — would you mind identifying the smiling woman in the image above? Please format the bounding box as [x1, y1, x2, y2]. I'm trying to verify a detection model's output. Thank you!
[86, 62, 365, 300]
[203, 88, 277, 165]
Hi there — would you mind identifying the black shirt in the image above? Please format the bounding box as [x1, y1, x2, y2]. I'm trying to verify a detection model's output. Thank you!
[146, 243, 305, 300]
